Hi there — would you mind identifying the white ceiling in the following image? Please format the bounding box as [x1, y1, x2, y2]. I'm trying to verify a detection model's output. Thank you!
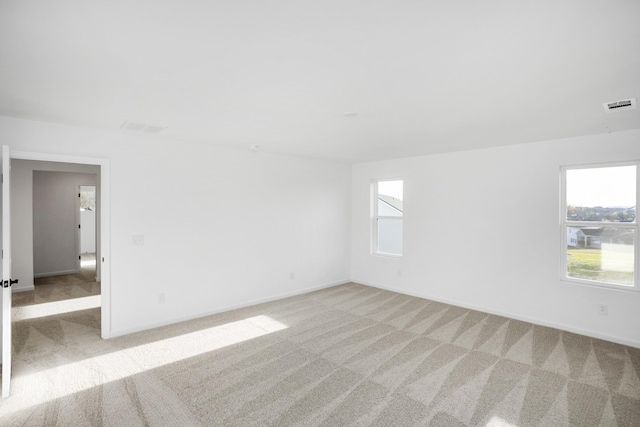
[1, 1, 639, 163]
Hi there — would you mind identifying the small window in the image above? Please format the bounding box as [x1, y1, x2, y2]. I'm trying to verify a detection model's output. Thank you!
[373, 180, 403, 256]
[561, 163, 638, 290]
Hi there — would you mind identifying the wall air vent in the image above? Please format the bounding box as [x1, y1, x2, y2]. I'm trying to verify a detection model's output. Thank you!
[602, 98, 636, 113]
[120, 121, 167, 133]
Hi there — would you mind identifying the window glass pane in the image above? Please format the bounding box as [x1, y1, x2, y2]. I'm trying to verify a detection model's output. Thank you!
[566, 165, 636, 222]
[378, 218, 402, 255]
[566, 226, 635, 286]
[378, 180, 403, 217]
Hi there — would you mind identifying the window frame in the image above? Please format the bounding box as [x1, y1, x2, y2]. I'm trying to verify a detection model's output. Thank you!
[560, 161, 640, 291]
[372, 179, 404, 257]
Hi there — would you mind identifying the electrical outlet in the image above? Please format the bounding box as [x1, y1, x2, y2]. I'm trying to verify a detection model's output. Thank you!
[132, 235, 145, 246]
[597, 304, 608, 316]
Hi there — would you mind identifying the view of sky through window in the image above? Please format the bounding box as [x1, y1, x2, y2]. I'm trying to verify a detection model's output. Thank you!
[378, 180, 403, 202]
[566, 165, 636, 209]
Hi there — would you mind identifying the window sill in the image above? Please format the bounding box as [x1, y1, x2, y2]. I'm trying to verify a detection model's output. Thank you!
[372, 252, 403, 259]
[561, 277, 639, 293]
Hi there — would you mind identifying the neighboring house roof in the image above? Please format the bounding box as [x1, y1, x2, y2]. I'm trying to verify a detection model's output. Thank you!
[378, 195, 403, 213]
[574, 227, 634, 240]
[580, 227, 603, 236]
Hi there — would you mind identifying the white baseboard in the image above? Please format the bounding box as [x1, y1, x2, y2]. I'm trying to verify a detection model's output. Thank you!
[34, 269, 77, 278]
[353, 279, 640, 350]
[109, 278, 351, 338]
[12, 284, 35, 293]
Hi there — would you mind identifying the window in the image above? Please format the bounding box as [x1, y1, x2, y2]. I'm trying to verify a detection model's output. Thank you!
[561, 163, 638, 290]
[373, 180, 403, 256]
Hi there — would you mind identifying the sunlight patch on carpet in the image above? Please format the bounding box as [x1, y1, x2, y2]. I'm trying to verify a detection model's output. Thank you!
[4, 315, 287, 414]
[12, 295, 101, 321]
[486, 416, 518, 427]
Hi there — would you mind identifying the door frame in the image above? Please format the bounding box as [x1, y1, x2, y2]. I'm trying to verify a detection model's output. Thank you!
[12, 150, 111, 339]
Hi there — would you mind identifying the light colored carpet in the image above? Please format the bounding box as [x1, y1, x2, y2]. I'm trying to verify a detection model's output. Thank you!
[1, 282, 639, 426]
[13, 253, 99, 307]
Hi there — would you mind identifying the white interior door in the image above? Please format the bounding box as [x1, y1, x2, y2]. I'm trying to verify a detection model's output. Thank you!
[1, 145, 12, 398]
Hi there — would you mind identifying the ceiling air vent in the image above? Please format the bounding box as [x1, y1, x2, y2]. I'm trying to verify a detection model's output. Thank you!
[120, 121, 166, 133]
[602, 98, 636, 113]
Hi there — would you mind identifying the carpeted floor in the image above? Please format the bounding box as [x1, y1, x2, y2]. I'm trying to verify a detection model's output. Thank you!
[12, 254, 100, 308]
[1, 281, 639, 426]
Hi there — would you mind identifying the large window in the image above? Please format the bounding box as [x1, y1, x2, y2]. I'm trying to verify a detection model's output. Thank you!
[374, 180, 403, 256]
[561, 163, 638, 290]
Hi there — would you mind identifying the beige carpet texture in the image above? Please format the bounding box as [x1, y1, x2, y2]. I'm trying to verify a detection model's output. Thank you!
[1, 282, 639, 426]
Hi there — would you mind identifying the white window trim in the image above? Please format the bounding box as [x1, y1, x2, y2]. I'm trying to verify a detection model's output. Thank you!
[372, 179, 403, 257]
[560, 161, 640, 292]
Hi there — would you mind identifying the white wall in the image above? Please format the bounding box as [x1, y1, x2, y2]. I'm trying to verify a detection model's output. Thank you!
[33, 171, 97, 277]
[352, 129, 640, 348]
[0, 116, 352, 337]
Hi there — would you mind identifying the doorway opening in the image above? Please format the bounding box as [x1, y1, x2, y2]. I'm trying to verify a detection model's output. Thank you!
[14, 168, 102, 326]
[11, 151, 110, 339]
